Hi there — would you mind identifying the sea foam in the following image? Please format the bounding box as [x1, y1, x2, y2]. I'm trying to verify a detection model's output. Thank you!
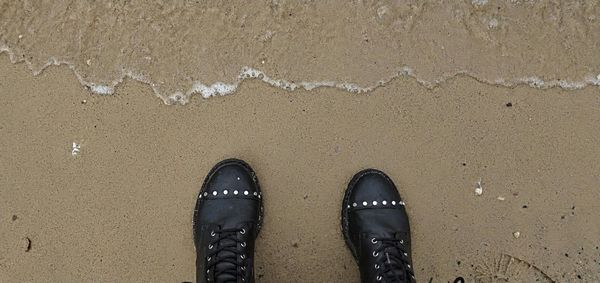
[1, 43, 599, 105]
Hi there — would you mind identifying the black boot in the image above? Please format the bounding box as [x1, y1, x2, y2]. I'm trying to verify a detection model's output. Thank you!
[193, 159, 263, 283]
[342, 169, 415, 283]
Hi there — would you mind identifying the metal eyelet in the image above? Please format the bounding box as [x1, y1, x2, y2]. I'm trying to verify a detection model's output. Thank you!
[400, 239, 404, 244]
[371, 238, 378, 244]
[403, 252, 408, 256]
[210, 231, 216, 237]
[241, 242, 246, 247]
[207, 256, 211, 262]
[374, 264, 380, 269]
[240, 254, 246, 259]
[208, 244, 214, 249]
[240, 228, 246, 235]
[241, 266, 246, 271]
[372, 251, 379, 257]
[376, 275, 382, 281]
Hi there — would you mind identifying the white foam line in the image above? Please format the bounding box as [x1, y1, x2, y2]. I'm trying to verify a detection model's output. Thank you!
[1, 42, 599, 105]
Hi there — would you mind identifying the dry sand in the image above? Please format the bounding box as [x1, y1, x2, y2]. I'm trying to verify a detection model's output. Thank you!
[2, 58, 600, 282]
[1, 1, 600, 282]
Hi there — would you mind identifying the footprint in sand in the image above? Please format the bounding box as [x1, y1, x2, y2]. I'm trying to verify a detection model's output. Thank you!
[474, 253, 554, 283]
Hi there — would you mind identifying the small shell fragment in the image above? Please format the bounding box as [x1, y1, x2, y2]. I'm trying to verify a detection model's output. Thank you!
[475, 187, 483, 196]
[475, 178, 483, 196]
[513, 231, 520, 239]
[497, 196, 505, 201]
[71, 142, 81, 157]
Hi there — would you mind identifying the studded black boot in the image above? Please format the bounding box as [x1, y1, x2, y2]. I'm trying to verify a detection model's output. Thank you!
[193, 159, 263, 283]
[342, 169, 416, 283]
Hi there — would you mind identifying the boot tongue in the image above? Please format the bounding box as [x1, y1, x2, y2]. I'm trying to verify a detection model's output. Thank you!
[366, 233, 408, 282]
[212, 229, 244, 283]
[214, 238, 238, 283]
[381, 250, 407, 282]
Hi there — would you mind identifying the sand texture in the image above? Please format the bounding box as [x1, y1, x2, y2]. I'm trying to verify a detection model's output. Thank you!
[1, 1, 600, 282]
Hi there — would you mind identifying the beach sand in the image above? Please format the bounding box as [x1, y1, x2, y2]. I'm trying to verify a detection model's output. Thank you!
[1, 57, 599, 282]
[1, 1, 600, 282]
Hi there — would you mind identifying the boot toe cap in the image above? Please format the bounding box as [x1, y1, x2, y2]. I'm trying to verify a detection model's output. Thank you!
[348, 169, 402, 205]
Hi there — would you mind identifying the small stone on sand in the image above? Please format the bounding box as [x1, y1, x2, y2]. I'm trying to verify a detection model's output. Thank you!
[23, 237, 32, 252]
[513, 231, 520, 239]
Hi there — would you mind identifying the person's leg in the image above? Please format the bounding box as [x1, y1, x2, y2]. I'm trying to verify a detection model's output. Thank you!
[193, 159, 263, 283]
[341, 169, 415, 283]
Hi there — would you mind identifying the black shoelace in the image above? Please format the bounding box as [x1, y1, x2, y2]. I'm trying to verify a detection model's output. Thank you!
[206, 228, 248, 283]
[372, 237, 413, 282]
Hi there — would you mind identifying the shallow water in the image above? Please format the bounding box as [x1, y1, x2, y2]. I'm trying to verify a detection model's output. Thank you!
[1, 0, 599, 104]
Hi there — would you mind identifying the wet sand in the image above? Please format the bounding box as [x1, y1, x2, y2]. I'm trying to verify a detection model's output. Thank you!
[2, 1, 599, 102]
[1, 57, 600, 282]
